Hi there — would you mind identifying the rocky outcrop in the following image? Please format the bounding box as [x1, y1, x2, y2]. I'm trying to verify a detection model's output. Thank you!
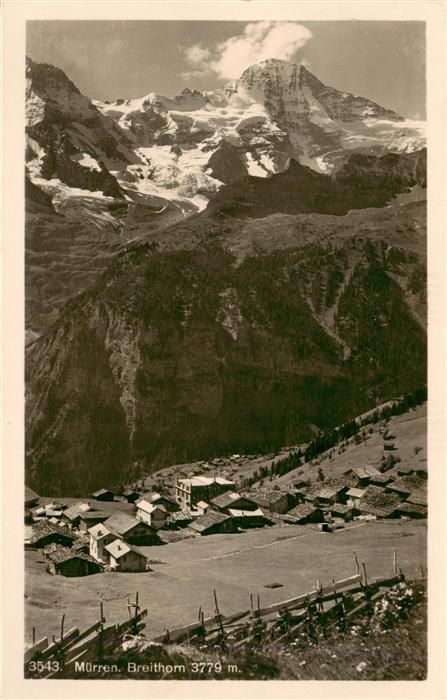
[26, 57, 129, 196]
[207, 150, 426, 219]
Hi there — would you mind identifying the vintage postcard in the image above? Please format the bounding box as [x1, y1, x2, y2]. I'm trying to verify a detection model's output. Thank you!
[1, 1, 445, 698]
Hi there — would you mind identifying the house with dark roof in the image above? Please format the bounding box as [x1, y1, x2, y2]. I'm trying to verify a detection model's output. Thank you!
[329, 503, 354, 521]
[78, 511, 110, 532]
[104, 512, 160, 545]
[284, 504, 324, 524]
[210, 491, 258, 513]
[397, 502, 427, 519]
[122, 489, 140, 504]
[251, 489, 289, 514]
[165, 510, 193, 529]
[227, 508, 271, 529]
[46, 546, 102, 576]
[104, 540, 148, 572]
[61, 502, 93, 529]
[353, 465, 382, 487]
[28, 521, 77, 549]
[90, 488, 114, 502]
[386, 476, 426, 498]
[189, 510, 237, 536]
[357, 486, 402, 518]
[304, 477, 353, 508]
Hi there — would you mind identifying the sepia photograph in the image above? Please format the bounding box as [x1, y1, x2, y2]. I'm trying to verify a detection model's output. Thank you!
[1, 2, 443, 693]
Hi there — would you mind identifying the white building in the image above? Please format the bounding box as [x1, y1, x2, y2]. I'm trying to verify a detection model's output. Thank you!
[105, 539, 147, 572]
[135, 500, 168, 529]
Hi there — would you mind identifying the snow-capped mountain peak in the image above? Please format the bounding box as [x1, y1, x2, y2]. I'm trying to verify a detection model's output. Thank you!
[26, 56, 425, 213]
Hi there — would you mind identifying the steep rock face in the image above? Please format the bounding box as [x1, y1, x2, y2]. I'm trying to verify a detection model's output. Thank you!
[26, 57, 130, 197]
[26, 198, 426, 495]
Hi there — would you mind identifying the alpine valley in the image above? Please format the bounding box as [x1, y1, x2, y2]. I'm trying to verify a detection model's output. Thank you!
[25, 56, 427, 495]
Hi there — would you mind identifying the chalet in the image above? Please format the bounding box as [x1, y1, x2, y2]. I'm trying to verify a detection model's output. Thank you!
[165, 510, 193, 529]
[397, 502, 427, 519]
[139, 492, 179, 513]
[210, 491, 258, 513]
[25, 486, 39, 509]
[175, 476, 235, 510]
[193, 501, 210, 516]
[353, 465, 382, 487]
[88, 523, 119, 562]
[346, 487, 366, 510]
[135, 500, 168, 530]
[357, 486, 402, 518]
[251, 489, 289, 514]
[386, 476, 426, 498]
[284, 504, 324, 525]
[122, 489, 140, 504]
[368, 473, 393, 487]
[189, 510, 237, 536]
[62, 502, 93, 529]
[105, 540, 148, 572]
[227, 508, 270, 529]
[329, 503, 354, 521]
[90, 488, 114, 502]
[78, 511, 110, 533]
[104, 512, 160, 545]
[46, 546, 102, 577]
[72, 537, 90, 554]
[28, 521, 77, 549]
[304, 480, 348, 508]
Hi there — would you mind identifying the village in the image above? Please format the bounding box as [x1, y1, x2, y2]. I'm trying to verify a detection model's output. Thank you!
[25, 399, 427, 579]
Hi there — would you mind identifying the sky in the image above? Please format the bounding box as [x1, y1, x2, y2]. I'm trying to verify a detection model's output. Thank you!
[27, 21, 426, 119]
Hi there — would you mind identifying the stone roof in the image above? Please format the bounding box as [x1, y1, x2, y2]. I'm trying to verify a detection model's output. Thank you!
[397, 502, 427, 516]
[353, 465, 381, 480]
[189, 510, 230, 532]
[387, 476, 426, 495]
[63, 503, 93, 520]
[88, 523, 117, 540]
[358, 486, 402, 518]
[252, 488, 287, 504]
[47, 545, 100, 566]
[31, 520, 76, 543]
[168, 510, 192, 523]
[105, 511, 154, 534]
[210, 491, 245, 508]
[286, 503, 317, 520]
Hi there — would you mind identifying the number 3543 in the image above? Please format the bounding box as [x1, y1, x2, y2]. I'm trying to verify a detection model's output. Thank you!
[27, 660, 60, 673]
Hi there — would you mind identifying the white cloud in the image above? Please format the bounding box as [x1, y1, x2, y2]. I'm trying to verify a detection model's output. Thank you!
[184, 43, 212, 65]
[182, 22, 312, 82]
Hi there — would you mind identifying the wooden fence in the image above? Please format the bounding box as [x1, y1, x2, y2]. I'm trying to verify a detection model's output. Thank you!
[25, 551, 426, 677]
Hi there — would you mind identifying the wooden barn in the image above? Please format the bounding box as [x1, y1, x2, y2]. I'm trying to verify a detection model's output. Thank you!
[46, 546, 102, 577]
[28, 521, 77, 549]
[210, 491, 258, 513]
[251, 489, 289, 514]
[227, 508, 271, 529]
[284, 504, 324, 525]
[189, 510, 237, 536]
[90, 488, 114, 502]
